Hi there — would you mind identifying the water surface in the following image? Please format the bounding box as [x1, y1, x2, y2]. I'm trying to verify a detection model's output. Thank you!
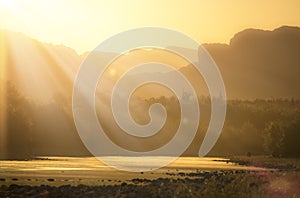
[0, 157, 268, 186]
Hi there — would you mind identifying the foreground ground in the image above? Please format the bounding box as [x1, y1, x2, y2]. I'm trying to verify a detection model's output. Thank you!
[0, 156, 299, 197]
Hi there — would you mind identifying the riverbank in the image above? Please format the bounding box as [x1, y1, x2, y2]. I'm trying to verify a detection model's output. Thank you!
[0, 170, 272, 197]
[227, 155, 300, 171]
[1, 169, 299, 197]
[0, 156, 299, 197]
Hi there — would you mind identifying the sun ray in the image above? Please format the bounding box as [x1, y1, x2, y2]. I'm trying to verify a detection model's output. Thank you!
[0, 30, 8, 158]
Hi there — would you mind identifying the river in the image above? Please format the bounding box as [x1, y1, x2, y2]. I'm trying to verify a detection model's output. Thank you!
[0, 157, 268, 186]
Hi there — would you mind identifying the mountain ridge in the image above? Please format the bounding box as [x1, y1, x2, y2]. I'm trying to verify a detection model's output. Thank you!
[1, 25, 300, 100]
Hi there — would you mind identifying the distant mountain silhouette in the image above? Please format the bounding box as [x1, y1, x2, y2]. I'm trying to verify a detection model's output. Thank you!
[128, 26, 300, 99]
[2, 26, 300, 100]
[203, 26, 300, 99]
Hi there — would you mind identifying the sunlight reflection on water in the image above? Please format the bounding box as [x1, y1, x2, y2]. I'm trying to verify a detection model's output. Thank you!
[0, 157, 266, 172]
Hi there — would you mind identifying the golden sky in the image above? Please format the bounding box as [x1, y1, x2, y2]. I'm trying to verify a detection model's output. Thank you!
[0, 0, 299, 54]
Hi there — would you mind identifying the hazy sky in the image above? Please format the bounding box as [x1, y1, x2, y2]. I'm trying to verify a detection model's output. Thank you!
[1, 0, 299, 54]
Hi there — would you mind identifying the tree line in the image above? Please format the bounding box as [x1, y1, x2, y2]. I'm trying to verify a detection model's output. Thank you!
[1, 82, 299, 159]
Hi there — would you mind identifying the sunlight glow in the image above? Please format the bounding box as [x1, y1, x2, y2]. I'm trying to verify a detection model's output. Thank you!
[109, 68, 117, 77]
[1, 0, 300, 54]
[0, 30, 8, 159]
[6, 32, 78, 103]
[0, 0, 14, 9]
